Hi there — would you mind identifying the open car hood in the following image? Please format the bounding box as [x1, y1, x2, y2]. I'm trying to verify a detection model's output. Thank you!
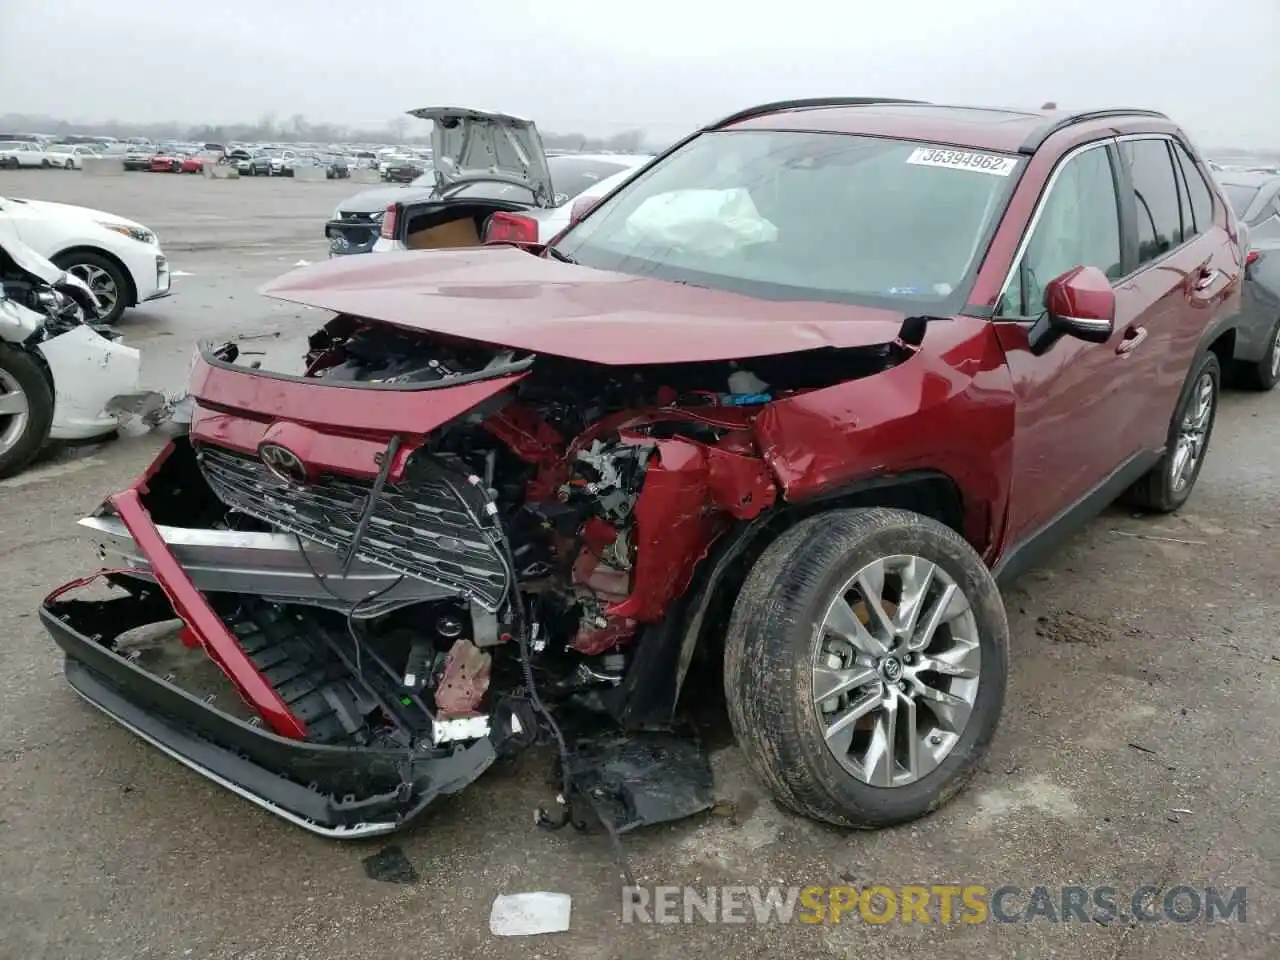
[261, 247, 913, 365]
[406, 107, 553, 208]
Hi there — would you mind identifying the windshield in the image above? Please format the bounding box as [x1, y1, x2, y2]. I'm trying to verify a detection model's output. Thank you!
[552, 130, 1021, 308]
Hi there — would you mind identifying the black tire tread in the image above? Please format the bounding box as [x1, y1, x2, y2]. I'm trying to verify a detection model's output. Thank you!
[724, 507, 1009, 829]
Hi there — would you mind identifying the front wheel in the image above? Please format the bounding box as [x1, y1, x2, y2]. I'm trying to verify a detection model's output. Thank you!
[725, 507, 1009, 829]
[53, 251, 130, 324]
[0, 345, 54, 479]
[65, 159, 75, 169]
[1125, 351, 1221, 512]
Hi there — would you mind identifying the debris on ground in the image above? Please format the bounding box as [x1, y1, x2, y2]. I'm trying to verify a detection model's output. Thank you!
[361, 845, 419, 885]
[489, 892, 572, 936]
[1034, 610, 1113, 646]
[1113, 529, 1207, 546]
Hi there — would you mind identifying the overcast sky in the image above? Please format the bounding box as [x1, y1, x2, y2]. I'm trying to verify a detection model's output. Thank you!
[1, 0, 1276, 148]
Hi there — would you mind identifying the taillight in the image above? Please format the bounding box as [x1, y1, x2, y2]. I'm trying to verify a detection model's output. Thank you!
[1246, 250, 1260, 266]
[483, 211, 539, 245]
[379, 203, 397, 240]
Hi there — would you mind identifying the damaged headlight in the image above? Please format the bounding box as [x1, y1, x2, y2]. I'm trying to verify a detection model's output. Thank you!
[98, 222, 156, 245]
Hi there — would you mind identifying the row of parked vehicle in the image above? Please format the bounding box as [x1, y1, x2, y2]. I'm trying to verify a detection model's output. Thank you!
[120, 143, 354, 179]
[0, 140, 111, 170]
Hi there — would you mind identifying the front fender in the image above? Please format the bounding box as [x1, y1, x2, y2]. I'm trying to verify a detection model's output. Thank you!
[752, 316, 1016, 554]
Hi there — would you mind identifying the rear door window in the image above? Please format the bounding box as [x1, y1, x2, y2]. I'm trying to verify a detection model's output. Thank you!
[1118, 139, 1183, 266]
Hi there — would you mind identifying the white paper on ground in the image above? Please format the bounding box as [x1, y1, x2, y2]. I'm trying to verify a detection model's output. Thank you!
[489, 892, 572, 936]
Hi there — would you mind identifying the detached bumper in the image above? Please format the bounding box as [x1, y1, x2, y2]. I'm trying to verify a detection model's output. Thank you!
[40, 484, 496, 837]
[42, 585, 495, 837]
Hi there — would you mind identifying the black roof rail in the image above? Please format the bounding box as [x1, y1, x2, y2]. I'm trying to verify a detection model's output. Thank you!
[1018, 108, 1170, 155]
[708, 97, 929, 130]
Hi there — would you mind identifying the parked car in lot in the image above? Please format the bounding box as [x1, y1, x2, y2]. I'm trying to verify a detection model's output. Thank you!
[48, 145, 102, 169]
[0, 194, 171, 323]
[228, 149, 272, 176]
[0, 228, 165, 477]
[1218, 171, 1280, 390]
[150, 151, 204, 174]
[321, 153, 350, 179]
[268, 149, 296, 176]
[381, 156, 426, 183]
[0, 142, 67, 169]
[38, 99, 1243, 840]
[123, 146, 156, 171]
[327, 107, 649, 256]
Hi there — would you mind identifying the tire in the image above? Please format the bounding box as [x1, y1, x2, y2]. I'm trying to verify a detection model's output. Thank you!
[65, 159, 74, 170]
[1125, 351, 1221, 513]
[724, 507, 1009, 829]
[1234, 318, 1280, 392]
[0, 344, 54, 479]
[52, 250, 130, 325]
[172, 160, 181, 173]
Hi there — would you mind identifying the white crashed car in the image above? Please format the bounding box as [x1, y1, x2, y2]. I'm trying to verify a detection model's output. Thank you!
[0, 227, 165, 477]
[0, 195, 171, 323]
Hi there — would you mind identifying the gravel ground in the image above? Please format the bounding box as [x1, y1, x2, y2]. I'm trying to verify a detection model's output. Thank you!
[0, 169, 1277, 960]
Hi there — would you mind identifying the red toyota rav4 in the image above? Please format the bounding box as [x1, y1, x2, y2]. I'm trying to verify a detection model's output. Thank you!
[42, 99, 1243, 839]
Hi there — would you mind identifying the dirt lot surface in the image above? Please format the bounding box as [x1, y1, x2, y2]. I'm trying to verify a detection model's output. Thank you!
[0, 169, 1277, 960]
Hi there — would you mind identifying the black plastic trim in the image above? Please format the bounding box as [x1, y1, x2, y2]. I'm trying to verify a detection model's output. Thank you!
[1018, 109, 1170, 155]
[708, 97, 930, 130]
[41, 597, 495, 834]
[992, 450, 1161, 586]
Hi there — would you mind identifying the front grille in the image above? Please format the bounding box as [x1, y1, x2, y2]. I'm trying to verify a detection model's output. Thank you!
[197, 445, 510, 611]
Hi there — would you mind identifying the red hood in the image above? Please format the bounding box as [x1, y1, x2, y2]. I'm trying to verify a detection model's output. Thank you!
[262, 247, 912, 364]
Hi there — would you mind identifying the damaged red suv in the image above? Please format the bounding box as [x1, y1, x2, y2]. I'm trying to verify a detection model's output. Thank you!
[42, 98, 1243, 839]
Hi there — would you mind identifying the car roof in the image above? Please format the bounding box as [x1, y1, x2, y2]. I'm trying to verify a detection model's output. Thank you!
[719, 99, 1180, 155]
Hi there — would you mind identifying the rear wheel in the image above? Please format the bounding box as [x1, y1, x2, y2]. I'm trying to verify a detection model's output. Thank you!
[1126, 351, 1221, 512]
[1235, 319, 1280, 392]
[724, 507, 1009, 829]
[0, 345, 54, 479]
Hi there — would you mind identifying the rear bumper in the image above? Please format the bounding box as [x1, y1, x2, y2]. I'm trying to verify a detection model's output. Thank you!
[42, 582, 496, 837]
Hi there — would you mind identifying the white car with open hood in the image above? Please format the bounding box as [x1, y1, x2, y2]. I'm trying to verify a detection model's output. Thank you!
[0, 225, 167, 477]
[0, 195, 171, 324]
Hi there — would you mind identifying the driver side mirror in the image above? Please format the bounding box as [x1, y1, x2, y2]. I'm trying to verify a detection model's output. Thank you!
[1027, 265, 1115, 356]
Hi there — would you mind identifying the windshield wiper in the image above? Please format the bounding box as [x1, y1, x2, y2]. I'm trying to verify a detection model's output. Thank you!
[544, 246, 577, 264]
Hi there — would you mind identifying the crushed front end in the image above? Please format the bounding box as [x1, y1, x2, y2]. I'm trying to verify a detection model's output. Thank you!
[42, 305, 912, 837]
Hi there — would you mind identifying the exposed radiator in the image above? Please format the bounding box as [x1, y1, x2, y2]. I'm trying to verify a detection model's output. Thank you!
[197, 445, 509, 611]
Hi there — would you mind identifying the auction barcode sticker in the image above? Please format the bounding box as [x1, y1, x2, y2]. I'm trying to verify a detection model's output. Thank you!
[906, 147, 1018, 176]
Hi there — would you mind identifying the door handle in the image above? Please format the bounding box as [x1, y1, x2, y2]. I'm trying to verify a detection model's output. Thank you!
[1192, 268, 1222, 292]
[1116, 325, 1147, 355]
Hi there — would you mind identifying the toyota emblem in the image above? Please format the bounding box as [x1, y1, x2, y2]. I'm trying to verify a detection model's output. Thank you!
[259, 442, 308, 485]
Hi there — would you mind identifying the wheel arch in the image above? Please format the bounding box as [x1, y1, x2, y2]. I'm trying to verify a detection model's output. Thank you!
[51, 245, 138, 307]
[603, 469, 974, 728]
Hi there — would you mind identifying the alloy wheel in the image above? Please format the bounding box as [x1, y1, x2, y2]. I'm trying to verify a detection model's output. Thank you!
[0, 369, 31, 458]
[66, 263, 119, 317]
[813, 554, 981, 787]
[1171, 371, 1214, 493]
[1271, 325, 1280, 381]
